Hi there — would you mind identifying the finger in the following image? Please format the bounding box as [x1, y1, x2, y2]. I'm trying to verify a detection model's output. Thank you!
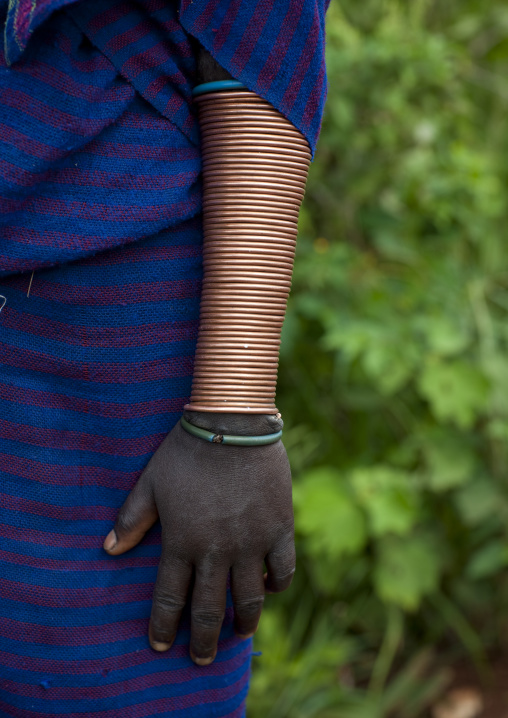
[264, 535, 296, 594]
[231, 561, 265, 639]
[104, 475, 158, 555]
[190, 560, 229, 666]
[150, 555, 192, 652]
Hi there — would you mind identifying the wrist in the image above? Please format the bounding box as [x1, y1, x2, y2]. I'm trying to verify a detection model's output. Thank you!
[183, 410, 283, 436]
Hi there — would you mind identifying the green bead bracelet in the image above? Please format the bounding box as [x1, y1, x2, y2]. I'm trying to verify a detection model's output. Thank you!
[180, 417, 282, 446]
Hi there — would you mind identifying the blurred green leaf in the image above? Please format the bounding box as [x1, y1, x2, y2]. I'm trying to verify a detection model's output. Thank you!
[454, 478, 504, 526]
[374, 535, 441, 610]
[466, 540, 508, 579]
[351, 466, 419, 535]
[294, 468, 367, 559]
[417, 315, 471, 357]
[418, 360, 489, 427]
[422, 431, 476, 491]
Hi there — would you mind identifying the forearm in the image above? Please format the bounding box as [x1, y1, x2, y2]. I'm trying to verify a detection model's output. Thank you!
[186, 49, 311, 418]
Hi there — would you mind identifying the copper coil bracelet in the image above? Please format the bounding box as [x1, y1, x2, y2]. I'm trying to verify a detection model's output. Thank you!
[184, 83, 310, 414]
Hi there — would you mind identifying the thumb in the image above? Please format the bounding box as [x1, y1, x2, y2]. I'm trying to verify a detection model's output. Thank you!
[104, 474, 158, 555]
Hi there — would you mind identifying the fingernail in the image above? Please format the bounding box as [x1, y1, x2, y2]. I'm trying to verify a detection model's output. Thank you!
[103, 530, 117, 552]
[190, 649, 216, 666]
[151, 641, 172, 652]
[237, 632, 255, 640]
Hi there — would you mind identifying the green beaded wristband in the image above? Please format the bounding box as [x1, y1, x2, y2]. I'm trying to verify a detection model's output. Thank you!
[180, 417, 282, 446]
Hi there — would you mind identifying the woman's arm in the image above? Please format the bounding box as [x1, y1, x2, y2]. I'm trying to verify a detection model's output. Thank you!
[103, 47, 310, 666]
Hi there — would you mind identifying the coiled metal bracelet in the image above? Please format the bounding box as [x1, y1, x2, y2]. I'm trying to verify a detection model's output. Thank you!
[185, 83, 311, 414]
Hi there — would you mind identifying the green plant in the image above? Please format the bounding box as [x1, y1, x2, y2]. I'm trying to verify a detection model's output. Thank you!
[248, 0, 508, 715]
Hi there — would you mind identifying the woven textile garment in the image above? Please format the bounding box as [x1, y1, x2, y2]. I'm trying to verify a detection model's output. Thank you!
[0, 0, 328, 715]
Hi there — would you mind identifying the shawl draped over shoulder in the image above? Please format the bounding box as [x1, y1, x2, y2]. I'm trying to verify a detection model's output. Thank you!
[1, 0, 329, 276]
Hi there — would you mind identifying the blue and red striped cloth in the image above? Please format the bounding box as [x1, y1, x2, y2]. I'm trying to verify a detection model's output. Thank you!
[0, 0, 328, 715]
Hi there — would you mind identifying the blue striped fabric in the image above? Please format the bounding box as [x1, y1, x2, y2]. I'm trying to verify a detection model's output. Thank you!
[0, 0, 329, 714]
[4, 0, 329, 154]
[179, 0, 330, 157]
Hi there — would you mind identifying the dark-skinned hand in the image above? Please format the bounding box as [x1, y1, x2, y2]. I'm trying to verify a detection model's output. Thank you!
[103, 410, 295, 666]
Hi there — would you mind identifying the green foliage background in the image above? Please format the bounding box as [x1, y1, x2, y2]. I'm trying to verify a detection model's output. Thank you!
[248, 1, 508, 715]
